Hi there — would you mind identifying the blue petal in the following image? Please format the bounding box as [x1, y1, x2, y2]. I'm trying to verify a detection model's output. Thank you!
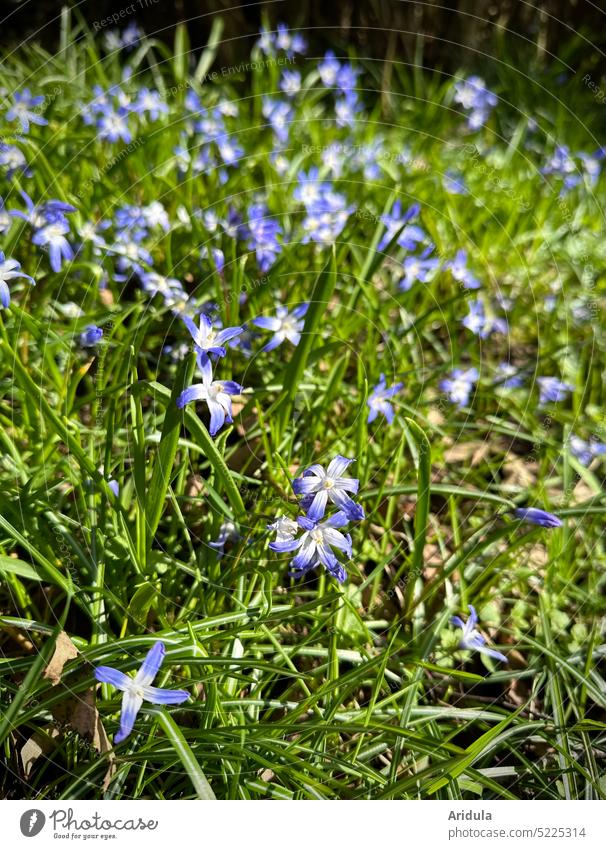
[261, 333, 283, 352]
[207, 399, 226, 436]
[327, 455, 354, 477]
[306, 489, 328, 522]
[326, 560, 347, 583]
[291, 544, 317, 571]
[330, 490, 364, 521]
[0, 280, 10, 309]
[269, 537, 301, 553]
[135, 641, 165, 686]
[181, 314, 199, 343]
[114, 690, 143, 744]
[141, 686, 189, 704]
[292, 476, 319, 495]
[221, 380, 243, 395]
[199, 353, 213, 384]
[252, 315, 280, 331]
[481, 647, 507, 663]
[177, 384, 206, 408]
[94, 666, 130, 691]
[513, 507, 562, 528]
[322, 511, 349, 529]
[216, 326, 243, 345]
[297, 515, 316, 531]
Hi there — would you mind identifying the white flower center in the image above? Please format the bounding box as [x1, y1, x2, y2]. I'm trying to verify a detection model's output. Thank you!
[280, 316, 297, 334]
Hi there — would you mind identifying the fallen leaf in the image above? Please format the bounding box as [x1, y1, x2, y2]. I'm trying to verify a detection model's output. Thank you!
[427, 408, 445, 427]
[527, 543, 549, 568]
[502, 456, 537, 488]
[72, 688, 114, 753]
[444, 440, 491, 465]
[20, 727, 61, 779]
[43, 632, 79, 685]
[52, 684, 117, 791]
[570, 478, 595, 504]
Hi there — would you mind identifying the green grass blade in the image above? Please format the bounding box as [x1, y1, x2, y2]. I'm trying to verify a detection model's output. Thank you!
[148, 708, 217, 800]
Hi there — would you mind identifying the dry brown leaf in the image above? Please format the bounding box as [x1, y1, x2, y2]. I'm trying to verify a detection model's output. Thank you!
[527, 543, 549, 569]
[423, 543, 447, 567]
[52, 685, 117, 791]
[427, 408, 445, 427]
[570, 477, 595, 504]
[20, 727, 61, 779]
[507, 674, 531, 707]
[259, 768, 275, 782]
[444, 440, 491, 466]
[230, 398, 246, 417]
[502, 456, 537, 488]
[43, 631, 79, 685]
[4, 624, 34, 652]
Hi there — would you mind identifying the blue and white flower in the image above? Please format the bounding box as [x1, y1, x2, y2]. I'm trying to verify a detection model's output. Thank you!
[292, 455, 364, 522]
[94, 641, 189, 744]
[451, 605, 507, 663]
[6, 88, 48, 133]
[446, 249, 481, 289]
[0, 252, 35, 308]
[537, 376, 573, 405]
[440, 367, 479, 407]
[269, 511, 352, 583]
[367, 374, 403, 424]
[252, 304, 308, 352]
[182, 312, 243, 359]
[176, 355, 243, 436]
[79, 324, 103, 347]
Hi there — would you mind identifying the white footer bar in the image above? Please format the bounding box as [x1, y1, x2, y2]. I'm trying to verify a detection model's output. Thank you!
[1, 799, 604, 849]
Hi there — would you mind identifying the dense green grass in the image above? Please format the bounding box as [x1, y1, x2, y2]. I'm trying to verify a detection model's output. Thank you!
[1, 13, 606, 800]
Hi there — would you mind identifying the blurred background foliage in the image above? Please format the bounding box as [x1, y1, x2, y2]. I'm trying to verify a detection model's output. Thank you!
[1, 0, 605, 77]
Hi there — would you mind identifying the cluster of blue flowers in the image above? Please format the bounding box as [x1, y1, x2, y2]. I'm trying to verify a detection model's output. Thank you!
[257, 23, 307, 58]
[4, 21, 600, 751]
[176, 312, 244, 436]
[542, 144, 604, 192]
[377, 206, 488, 297]
[294, 168, 354, 245]
[462, 298, 508, 339]
[10, 190, 76, 272]
[244, 204, 283, 272]
[453, 75, 498, 129]
[174, 94, 242, 183]
[268, 456, 364, 583]
[103, 22, 143, 53]
[6, 88, 48, 134]
[440, 367, 479, 407]
[0, 142, 29, 178]
[439, 367, 575, 409]
[317, 50, 362, 129]
[568, 434, 606, 466]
